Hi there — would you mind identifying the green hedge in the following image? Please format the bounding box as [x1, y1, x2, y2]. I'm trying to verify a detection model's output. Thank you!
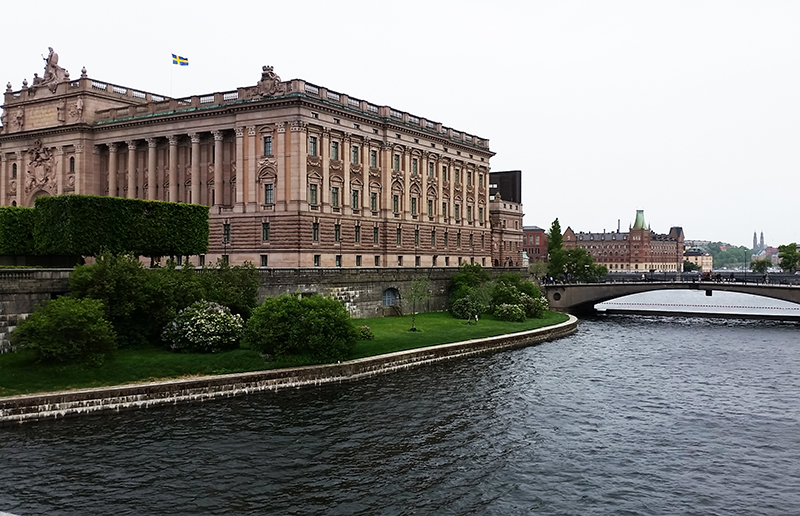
[34, 195, 209, 257]
[0, 207, 35, 255]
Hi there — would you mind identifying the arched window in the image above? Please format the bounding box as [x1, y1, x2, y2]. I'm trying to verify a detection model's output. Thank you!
[11, 163, 17, 179]
[69, 156, 75, 173]
[382, 288, 400, 306]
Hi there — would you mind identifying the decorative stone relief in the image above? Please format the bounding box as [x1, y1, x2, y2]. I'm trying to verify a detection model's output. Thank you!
[350, 163, 363, 174]
[258, 157, 277, 168]
[12, 109, 24, 131]
[254, 66, 286, 97]
[25, 140, 57, 194]
[307, 156, 321, 168]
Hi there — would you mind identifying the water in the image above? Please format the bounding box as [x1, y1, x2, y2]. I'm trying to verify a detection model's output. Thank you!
[2, 315, 800, 515]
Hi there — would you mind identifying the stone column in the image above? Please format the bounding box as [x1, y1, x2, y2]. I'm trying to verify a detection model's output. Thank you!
[342, 133, 351, 213]
[146, 138, 157, 201]
[73, 144, 85, 195]
[0, 154, 7, 205]
[247, 126, 257, 207]
[55, 146, 64, 195]
[168, 136, 178, 202]
[189, 133, 200, 205]
[276, 122, 286, 208]
[234, 127, 244, 210]
[108, 143, 118, 197]
[13, 151, 22, 206]
[126, 140, 137, 199]
[212, 130, 223, 207]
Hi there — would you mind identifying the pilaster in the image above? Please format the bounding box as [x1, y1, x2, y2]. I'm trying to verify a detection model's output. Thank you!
[168, 136, 178, 202]
[212, 131, 223, 206]
[190, 133, 200, 205]
[234, 127, 245, 211]
[146, 138, 158, 201]
[247, 126, 257, 208]
[55, 146, 64, 195]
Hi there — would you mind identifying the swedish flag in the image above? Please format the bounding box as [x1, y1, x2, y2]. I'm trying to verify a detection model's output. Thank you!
[172, 54, 189, 66]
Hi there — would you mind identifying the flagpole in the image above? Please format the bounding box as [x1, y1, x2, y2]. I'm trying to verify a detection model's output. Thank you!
[170, 56, 173, 98]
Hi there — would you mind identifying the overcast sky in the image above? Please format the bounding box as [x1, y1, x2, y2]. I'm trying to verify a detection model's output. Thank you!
[3, 0, 799, 248]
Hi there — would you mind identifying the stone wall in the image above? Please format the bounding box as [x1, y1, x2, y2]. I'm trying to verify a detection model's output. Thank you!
[0, 315, 577, 426]
[0, 269, 71, 353]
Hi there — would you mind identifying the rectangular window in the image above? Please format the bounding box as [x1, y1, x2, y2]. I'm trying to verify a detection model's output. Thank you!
[223, 223, 231, 243]
[370, 150, 377, 167]
[352, 190, 359, 210]
[431, 229, 436, 247]
[262, 222, 270, 241]
[455, 204, 460, 221]
[331, 141, 339, 161]
[535, 235, 540, 245]
[308, 136, 317, 157]
[481, 234, 485, 248]
[354, 226, 361, 243]
[392, 195, 399, 213]
[312, 222, 319, 241]
[442, 202, 448, 218]
[444, 231, 448, 247]
[393, 154, 400, 171]
[396, 228, 402, 245]
[467, 205, 472, 222]
[263, 136, 273, 156]
[356, 255, 362, 266]
[351, 145, 359, 164]
[442, 165, 448, 181]
[334, 224, 341, 242]
[457, 233, 462, 247]
[260, 255, 268, 267]
[370, 192, 378, 212]
[310, 184, 318, 205]
[398, 256, 403, 266]
[455, 169, 460, 184]
[479, 207, 484, 223]
[428, 162, 434, 178]
[375, 255, 380, 266]
[336, 255, 342, 267]
[479, 173, 484, 187]
[410, 197, 417, 216]
[415, 256, 420, 267]
[412, 158, 418, 175]
[469, 234, 473, 247]
[264, 183, 274, 204]
[414, 229, 419, 246]
[331, 186, 339, 208]
[467, 171, 472, 186]
[432, 255, 438, 266]
[427, 199, 433, 217]
[314, 254, 320, 267]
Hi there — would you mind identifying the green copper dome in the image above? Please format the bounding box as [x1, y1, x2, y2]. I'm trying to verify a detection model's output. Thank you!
[632, 209, 646, 230]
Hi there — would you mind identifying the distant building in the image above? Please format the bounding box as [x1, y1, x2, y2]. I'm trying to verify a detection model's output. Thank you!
[523, 225, 548, 262]
[488, 171, 523, 267]
[563, 209, 685, 272]
[683, 246, 713, 272]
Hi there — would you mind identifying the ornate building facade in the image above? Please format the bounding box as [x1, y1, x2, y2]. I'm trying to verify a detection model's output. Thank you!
[1, 51, 507, 268]
[563, 210, 685, 272]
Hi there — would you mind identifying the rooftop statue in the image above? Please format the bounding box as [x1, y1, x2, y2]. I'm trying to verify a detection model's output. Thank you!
[30, 47, 69, 94]
[255, 65, 286, 97]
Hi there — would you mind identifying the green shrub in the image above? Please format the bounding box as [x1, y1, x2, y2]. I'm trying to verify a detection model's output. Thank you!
[161, 300, 244, 353]
[0, 207, 35, 255]
[10, 297, 116, 365]
[450, 297, 484, 320]
[196, 260, 259, 320]
[491, 282, 523, 308]
[493, 303, 526, 322]
[243, 294, 358, 361]
[519, 293, 549, 318]
[496, 272, 540, 299]
[34, 195, 208, 257]
[358, 325, 375, 340]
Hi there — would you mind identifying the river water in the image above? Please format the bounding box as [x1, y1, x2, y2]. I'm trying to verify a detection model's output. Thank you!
[2, 313, 800, 515]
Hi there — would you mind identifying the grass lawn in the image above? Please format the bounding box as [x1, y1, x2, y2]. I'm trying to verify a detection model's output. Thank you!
[0, 311, 569, 397]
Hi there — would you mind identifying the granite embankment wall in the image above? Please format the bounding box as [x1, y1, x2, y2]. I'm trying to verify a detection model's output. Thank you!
[0, 266, 529, 352]
[0, 315, 577, 426]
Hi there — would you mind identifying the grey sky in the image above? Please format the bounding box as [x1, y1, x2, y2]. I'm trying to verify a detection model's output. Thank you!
[3, 0, 798, 248]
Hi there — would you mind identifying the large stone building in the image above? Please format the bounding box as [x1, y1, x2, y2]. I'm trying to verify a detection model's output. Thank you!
[1, 49, 512, 269]
[563, 210, 684, 272]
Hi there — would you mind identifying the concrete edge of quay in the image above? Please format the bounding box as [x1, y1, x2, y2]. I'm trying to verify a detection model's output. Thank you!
[0, 315, 578, 426]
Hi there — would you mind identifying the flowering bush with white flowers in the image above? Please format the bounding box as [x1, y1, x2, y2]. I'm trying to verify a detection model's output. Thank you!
[161, 300, 244, 353]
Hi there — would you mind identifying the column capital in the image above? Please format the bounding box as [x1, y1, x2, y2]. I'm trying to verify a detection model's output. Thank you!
[167, 135, 179, 146]
[212, 130, 224, 141]
[126, 140, 137, 151]
[93, 145, 102, 155]
[75, 144, 84, 154]
[15, 150, 23, 159]
[276, 121, 286, 133]
[189, 133, 201, 144]
[0, 154, 7, 163]
[146, 137, 158, 148]
[108, 142, 118, 152]
[55, 146, 65, 155]
[235, 127, 245, 138]
[247, 126, 256, 136]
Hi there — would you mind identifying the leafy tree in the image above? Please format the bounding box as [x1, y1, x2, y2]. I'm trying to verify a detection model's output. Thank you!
[705, 242, 750, 269]
[449, 297, 483, 321]
[529, 261, 548, 283]
[10, 297, 116, 365]
[683, 260, 701, 272]
[496, 272, 540, 298]
[750, 258, 771, 275]
[547, 218, 563, 253]
[450, 263, 491, 302]
[243, 294, 358, 361]
[562, 247, 607, 282]
[778, 243, 799, 272]
[405, 276, 431, 331]
[546, 218, 567, 278]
